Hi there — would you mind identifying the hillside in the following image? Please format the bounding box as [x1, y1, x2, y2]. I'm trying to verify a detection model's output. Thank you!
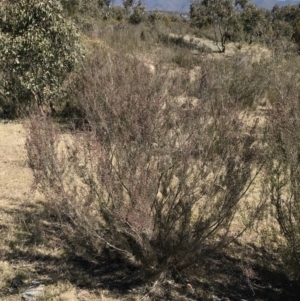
[2, 1, 300, 300]
[0, 31, 298, 301]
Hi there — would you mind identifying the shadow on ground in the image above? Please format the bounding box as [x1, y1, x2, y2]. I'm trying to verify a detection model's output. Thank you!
[1, 200, 299, 301]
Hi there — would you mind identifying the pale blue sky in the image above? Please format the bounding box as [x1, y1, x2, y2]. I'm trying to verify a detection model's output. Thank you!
[255, 0, 300, 9]
[261, 0, 299, 5]
[112, 0, 300, 12]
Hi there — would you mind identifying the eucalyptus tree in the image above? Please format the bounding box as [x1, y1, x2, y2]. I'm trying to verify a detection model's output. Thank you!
[0, 0, 83, 116]
[240, 3, 267, 43]
[268, 4, 294, 41]
[190, 0, 249, 52]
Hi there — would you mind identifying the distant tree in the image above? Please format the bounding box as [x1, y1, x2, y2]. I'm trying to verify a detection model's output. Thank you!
[99, 0, 113, 20]
[265, 4, 296, 41]
[278, 5, 300, 45]
[76, 0, 103, 17]
[61, 0, 112, 20]
[60, 0, 80, 16]
[190, 0, 212, 28]
[110, 6, 126, 21]
[278, 4, 300, 26]
[99, 0, 112, 7]
[190, 0, 247, 52]
[240, 3, 267, 43]
[123, 0, 134, 14]
[0, 0, 83, 116]
[128, 1, 145, 25]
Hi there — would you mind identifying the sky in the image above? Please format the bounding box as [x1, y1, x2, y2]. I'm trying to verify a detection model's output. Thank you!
[258, 0, 300, 8]
[112, 0, 300, 12]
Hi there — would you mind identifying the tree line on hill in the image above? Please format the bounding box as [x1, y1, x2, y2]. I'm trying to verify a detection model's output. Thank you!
[190, 0, 300, 52]
[1, 0, 300, 117]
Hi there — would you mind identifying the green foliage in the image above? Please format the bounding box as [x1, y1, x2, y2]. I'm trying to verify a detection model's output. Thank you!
[147, 11, 166, 24]
[129, 6, 146, 25]
[190, 1, 300, 47]
[293, 20, 300, 45]
[78, 0, 102, 18]
[110, 6, 126, 21]
[273, 4, 300, 26]
[60, 0, 80, 16]
[240, 4, 266, 43]
[264, 4, 300, 42]
[190, 0, 212, 28]
[190, 0, 247, 52]
[0, 0, 83, 115]
[169, 14, 182, 23]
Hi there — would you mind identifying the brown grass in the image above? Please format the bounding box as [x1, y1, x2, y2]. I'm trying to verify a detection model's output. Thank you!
[0, 121, 118, 300]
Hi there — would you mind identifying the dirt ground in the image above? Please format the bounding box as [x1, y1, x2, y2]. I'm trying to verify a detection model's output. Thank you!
[0, 121, 102, 300]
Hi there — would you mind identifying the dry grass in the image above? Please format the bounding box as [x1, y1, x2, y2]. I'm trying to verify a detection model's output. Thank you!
[0, 121, 33, 282]
[0, 121, 33, 299]
[0, 121, 117, 300]
[0, 122, 31, 200]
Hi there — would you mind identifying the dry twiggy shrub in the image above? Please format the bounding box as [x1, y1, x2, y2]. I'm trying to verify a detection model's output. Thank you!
[264, 54, 300, 279]
[26, 49, 263, 279]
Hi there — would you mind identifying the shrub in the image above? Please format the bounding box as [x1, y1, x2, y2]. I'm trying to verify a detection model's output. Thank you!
[293, 19, 300, 48]
[264, 54, 300, 279]
[60, 0, 80, 16]
[110, 6, 126, 21]
[26, 49, 263, 279]
[148, 11, 164, 24]
[129, 7, 146, 25]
